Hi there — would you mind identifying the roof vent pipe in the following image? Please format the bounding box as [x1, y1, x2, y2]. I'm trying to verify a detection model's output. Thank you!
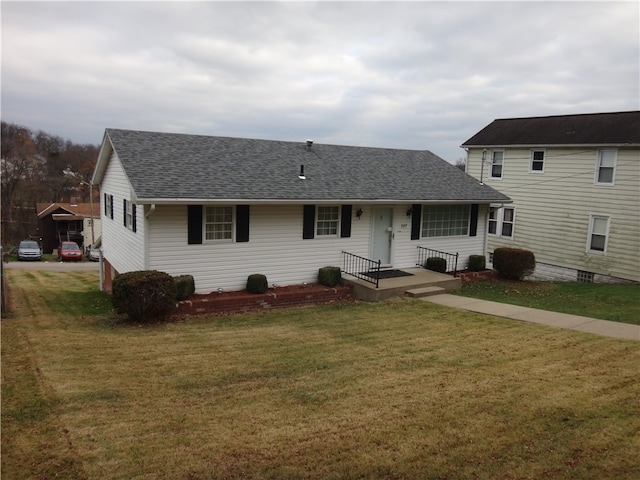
[299, 164, 306, 180]
[306, 139, 313, 149]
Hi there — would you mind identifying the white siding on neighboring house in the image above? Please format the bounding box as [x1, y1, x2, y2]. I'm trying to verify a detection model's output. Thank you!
[100, 152, 145, 274]
[466, 147, 640, 282]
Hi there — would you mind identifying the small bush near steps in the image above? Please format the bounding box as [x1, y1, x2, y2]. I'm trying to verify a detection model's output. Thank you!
[424, 257, 447, 273]
[246, 274, 268, 294]
[112, 270, 177, 322]
[318, 266, 341, 287]
[468, 255, 486, 272]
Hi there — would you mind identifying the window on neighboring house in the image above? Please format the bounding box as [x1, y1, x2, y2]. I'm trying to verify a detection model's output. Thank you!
[205, 206, 233, 241]
[488, 207, 498, 235]
[595, 149, 616, 185]
[531, 150, 545, 173]
[316, 206, 339, 236]
[501, 207, 515, 238]
[490, 150, 504, 179]
[588, 215, 609, 253]
[488, 206, 515, 238]
[422, 205, 469, 237]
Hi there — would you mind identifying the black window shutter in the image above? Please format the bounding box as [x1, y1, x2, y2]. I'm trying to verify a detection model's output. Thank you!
[123, 199, 127, 227]
[110, 195, 114, 219]
[187, 205, 203, 245]
[104, 193, 108, 215]
[302, 205, 315, 239]
[410, 204, 422, 240]
[132, 204, 137, 233]
[236, 205, 250, 242]
[469, 204, 479, 237]
[340, 205, 352, 238]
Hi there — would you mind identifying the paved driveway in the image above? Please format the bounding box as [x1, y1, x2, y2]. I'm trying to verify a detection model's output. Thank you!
[4, 261, 100, 272]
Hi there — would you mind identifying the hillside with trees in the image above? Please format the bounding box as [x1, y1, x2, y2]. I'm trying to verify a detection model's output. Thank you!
[1, 121, 100, 247]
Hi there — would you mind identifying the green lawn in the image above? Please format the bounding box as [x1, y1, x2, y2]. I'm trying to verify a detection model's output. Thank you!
[2, 270, 640, 479]
[459, 279, 640, 325]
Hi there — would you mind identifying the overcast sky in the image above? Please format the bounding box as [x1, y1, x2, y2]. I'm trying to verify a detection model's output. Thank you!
[2, 1, 638, 162]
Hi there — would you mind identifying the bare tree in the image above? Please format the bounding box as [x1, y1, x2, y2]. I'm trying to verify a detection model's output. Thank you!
[454, 158, 466, 172]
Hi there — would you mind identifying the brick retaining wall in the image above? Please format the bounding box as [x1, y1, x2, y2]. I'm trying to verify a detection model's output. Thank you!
[174, 284, 353, 317]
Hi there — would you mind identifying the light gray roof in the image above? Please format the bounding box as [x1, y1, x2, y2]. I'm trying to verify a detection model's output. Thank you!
[102, 128, 510, 204]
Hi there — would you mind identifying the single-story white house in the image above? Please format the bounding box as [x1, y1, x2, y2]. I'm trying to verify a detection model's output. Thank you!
[92, 129, 510, 293]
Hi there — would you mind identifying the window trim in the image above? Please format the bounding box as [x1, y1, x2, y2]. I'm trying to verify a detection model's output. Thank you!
[530, 149, 545, 174]
[316, 205, 340, 237]
[587, 214, 610, 254]
[204, 205, 234, 242]
[488, 205, 515, 239]
[490, 149, 504, 179]
[594, 149, 617, 186]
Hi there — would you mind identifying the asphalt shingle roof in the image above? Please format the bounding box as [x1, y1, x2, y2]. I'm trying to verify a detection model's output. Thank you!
[461, 111, 640, 147]
[105, 129, 510, 203]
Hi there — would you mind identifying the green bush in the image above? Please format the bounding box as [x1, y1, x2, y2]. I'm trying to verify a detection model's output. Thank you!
[112, 270, 176, 321]
[468, 255, 486, 272]
[493, 247, 536, 280]
[318, 266, 341, 287]
[174, 275, 195, 301]
[246, 274, 268, 294]
[424, 257, 447, 273]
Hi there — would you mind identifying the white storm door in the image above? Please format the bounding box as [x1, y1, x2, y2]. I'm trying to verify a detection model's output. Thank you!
[371, 207, 393, 265]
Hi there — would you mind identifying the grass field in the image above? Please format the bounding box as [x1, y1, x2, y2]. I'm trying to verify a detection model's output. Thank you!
[459, 280, 640, 325]
[2, 270, 640, 479]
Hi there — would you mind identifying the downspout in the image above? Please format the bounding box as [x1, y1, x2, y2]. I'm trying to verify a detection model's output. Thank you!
[479, 149, 487, 185]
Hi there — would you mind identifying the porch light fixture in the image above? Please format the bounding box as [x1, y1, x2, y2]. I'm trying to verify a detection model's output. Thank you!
[356, 208, 363, 219]
[406, 207, 412, 217]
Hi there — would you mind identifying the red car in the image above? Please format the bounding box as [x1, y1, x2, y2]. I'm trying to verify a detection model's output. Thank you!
[58, 241, 83, 262]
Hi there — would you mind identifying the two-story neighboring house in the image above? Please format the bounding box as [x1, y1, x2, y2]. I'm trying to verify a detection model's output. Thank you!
[462, 111, 640, 284]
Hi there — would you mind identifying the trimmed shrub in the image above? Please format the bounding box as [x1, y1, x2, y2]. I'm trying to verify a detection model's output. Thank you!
[246, 274, 268, 294]
[468, 255, 486, 272]
[112, 270, 176, 321]
[493, 247, 536, 280]
[318, 266, 341, 287]
[424, 257, 447, 273]
[174, 275, 195, 301]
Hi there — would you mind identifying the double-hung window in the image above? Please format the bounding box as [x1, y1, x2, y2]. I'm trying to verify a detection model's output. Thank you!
[422, 205, 469, 237]
[530, 150, 545, 173]
[316, 206, 339, 236]
[488, 206, 515, 239]
[205, 206, 233, 241]
[587, 215, 609, 253]
[595, 149, 616, 185]
[125, 200, 133, 230]
[491, 150, 504, 179]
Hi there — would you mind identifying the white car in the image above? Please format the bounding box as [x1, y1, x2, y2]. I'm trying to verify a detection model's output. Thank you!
[87, 245, 101, 262]
[17, 240, 42, 261]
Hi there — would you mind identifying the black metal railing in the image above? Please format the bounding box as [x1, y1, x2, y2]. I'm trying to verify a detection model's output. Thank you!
[416, 246, 459, 277]
[342, 251, 382, 288]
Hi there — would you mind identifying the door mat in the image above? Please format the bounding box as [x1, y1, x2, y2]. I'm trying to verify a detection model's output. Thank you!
[360, 269, 414, 280]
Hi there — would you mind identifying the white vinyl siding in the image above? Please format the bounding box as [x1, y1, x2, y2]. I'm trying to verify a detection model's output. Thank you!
[466, 146, 640, 282]
[100, 151, 145, 273]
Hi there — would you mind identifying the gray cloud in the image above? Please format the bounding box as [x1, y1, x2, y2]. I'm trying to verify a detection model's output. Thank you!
[2, 1, 638, 161]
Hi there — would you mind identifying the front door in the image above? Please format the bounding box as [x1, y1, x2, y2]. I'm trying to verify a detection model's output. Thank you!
[372, 207, 393, 265]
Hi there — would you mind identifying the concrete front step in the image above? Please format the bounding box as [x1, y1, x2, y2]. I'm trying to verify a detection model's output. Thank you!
[405, 286, 447, 298]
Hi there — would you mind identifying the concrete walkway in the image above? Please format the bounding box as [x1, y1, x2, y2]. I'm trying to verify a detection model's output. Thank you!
[421, 294, 640, 341]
